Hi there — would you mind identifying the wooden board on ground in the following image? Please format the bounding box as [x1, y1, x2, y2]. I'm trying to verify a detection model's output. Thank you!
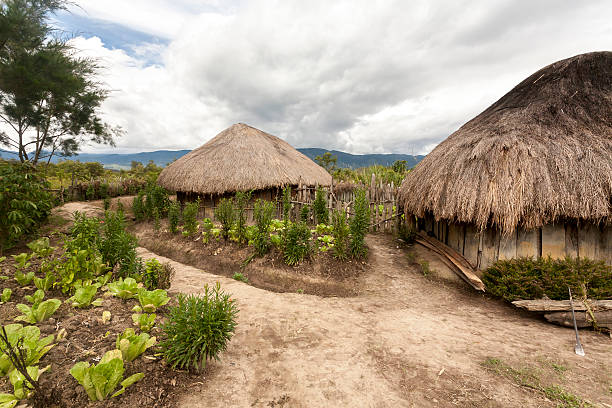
[543, 311, 612, 330]
[415, 232, 485, 292]
[512, 299, 612, 312]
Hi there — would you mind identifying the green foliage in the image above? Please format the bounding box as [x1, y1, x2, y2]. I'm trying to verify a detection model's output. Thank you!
[160, 283, 238, 371]
[0, 162, 53, 251]
[14, 271, 34, 287]
[314, 152, 337, 173]
[482, 256, 612, 301]
[391, 160, 408, 173]
[54, 248, 107, 294]
[300, 204, 310, 223]
[107, 278, 140, 300]
[70, 349, 144, 401]
[67, 284, 102, 308]
[132, 313, 156, 333]
[349, 188, 370, 258]
[232, 272, 248, 283]
[98, 210, 140, 277]
[132, 191, 146, 222]
[115, 328, 156, 362]
[182, 201, 199, 237]
[312, 187, 329, 225]
[33, 273, 53, 291]
[234, 191, 252, 245]
[26, 237, 54, 259]
[253, 199, 275, 256]
[13, 253, 34, 286]
[142, 258, 174, 290]
[4, 365, 48, 402]
[68, 211, 100, 252]
[168, 201, 181, 234]
[397, 222, 416, 244]
[215, 198, 235, 240]
[0, 324, 54, 377]
[317, 234, 334, 252]
[331, 210, 349, 260]
[0, 289, 11, 303]
[152, 207, 161, 232]
[137, 289, 170, 313]
[283, 222, 311, 266]
[15, 292, 61, 323]
[143, 184, 170, 218]
[333, 164, 407, 186]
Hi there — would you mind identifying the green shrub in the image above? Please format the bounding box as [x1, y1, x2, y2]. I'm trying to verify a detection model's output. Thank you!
[331, 210, 349, 260]
[283, 222, 311, 266]
[182, 201, 199, 237]
[85, 183, 96, 201]
[160, 283, 238, 371]
[132, 191, 146, 221]
[98, 211, 140, 277]
[232, 272, 248, 283]
[300, 205, 310, 223]
[253, 199, 275, 256]
[349, 188, 370, 258]
[142, 258, 174, 290]
[215, 198, 235, 240]
[152, 207, 161, 232]
[103, 197, 111, 211]
[168, 202, 181, 234]
[313, 187, 328, 225]
[0, 162, 53, 251]
[54, 248, 107, 294]
[68, 212, 100, 252]
[143, 184, 170, 218]
[483, 256, 612, 301]
[397, 221, 416, 244]
[234, 191, 252, 245]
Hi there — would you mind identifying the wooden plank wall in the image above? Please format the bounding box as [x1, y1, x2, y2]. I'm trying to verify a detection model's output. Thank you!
[418, 214, 612, 272]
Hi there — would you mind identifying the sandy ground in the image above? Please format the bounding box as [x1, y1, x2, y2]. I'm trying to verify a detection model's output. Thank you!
[53, 200, 612, 408]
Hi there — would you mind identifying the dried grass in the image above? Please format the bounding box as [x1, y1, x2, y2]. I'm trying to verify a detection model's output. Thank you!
[399, 51, 612, 234]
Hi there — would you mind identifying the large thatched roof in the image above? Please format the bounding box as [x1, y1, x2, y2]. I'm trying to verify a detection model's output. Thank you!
[157, 123, 331, 194]
[399, 51, 612, 234]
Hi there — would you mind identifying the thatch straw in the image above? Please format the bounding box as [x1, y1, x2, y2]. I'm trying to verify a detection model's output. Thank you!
[157, 123, 331, 194]
[399, 51, 612, 234]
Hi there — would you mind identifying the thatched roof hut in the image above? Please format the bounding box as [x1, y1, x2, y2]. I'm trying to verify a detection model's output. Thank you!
[158, 123, 331, 196]
[399, 51, 612, 269]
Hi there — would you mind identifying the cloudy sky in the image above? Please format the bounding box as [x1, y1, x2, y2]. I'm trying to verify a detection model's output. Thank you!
[52, 0, 611, 155]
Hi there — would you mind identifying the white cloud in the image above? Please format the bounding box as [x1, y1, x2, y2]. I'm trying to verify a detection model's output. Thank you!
[64, 0, 612, 154]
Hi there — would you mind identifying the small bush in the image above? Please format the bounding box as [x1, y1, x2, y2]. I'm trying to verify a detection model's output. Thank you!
[103, 197, 111, 211]
[349, 188, 370, 258]
[234, 191, 252, 245]
[483, 256, 612, 301]
[313, 187, 328, 225]
[160, 283, 238, 371]
[331, 210, 349, 260]
[142, 258, 174, 290]
[283, 222, 311, 266]
[397, 221, 416, 244]
[98, 211, 140, 277]
[68, 212, 101, 252]
[143, 184, 170, 218]
[232, 272, 248, 283]
[182, 201, 199, 237]
[168, 202, 181, 234]
[300, 205, 310, 224]
[132, 192, 146, 222]
[215, 198, 235, 240]
[253, 199, 275, 256]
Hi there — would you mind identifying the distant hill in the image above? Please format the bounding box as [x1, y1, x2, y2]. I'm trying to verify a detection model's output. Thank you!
[0, 148, 424, 170]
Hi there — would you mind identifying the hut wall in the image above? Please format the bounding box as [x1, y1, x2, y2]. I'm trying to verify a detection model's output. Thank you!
[417, 216, 611, 274]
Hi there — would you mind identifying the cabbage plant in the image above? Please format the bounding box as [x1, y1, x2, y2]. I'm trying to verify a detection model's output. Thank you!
[15, 291, 61, 323]
[115, 328, 156, 362]
[0, 324, 54, 376]
[107, 278, 140, 299]
[137, 289, 169, 312]
[132, 313, 156, 332]
[70, 349, 144, 401]
[67, 284, 102, 308]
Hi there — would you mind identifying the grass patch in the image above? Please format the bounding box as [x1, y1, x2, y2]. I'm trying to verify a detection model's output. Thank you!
[232, 272, 248, 283]
[482, 358, 593, 407]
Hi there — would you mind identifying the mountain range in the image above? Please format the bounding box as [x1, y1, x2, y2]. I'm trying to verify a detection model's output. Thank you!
[0, 148, 424, 170]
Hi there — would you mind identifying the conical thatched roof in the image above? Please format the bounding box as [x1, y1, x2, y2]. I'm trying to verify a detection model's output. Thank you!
[157, 123, 331, 194]
[399, 51, 612, 234]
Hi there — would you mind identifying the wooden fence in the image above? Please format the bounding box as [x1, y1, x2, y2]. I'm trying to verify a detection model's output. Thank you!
[197, 174, 402, 234]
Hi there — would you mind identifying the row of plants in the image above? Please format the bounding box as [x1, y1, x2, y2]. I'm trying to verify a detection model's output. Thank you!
[148, 186, 371, 266]
[0, 211, 238, 405]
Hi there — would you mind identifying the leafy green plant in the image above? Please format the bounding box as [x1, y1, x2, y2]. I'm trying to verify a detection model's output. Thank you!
[317, 235, 334, 252]
[160, 283, 238, 371]
[14, 271, 34, 287]
[67, 284, 102, 308]
[182, 201, 199, 237]
[67, 211, 100, 252]
[115, 328, 156, 362]
[12, 253, 34, 286]
[143, 184, 170, 218]
[300, 204, 310, 223]
[0, 162, 53, 252]
[331, 210, 349, 260]
[283, 222, 311, 266]
[33, 273, 53, 292]
[70, 349, 144, 401]
[132, 191, 146, 222]
[54, 248, 107, 294]
[234, 191, 252, 245]
[349, 188, 370, 258]
[215, 198, 235, 240]
[142, 258, 174, 290]
[483, 256, 612, 301]
[97, 210, 140, 278]
[0, 324, 55, 376]
[15, 292, 61, 324]
[232, 272, 248, 283]
[168, 201, 181, 234]
[1, 364, 49, 404]
[313, 187, 329, 225]
[253, 199, 275, 256]
[0, 289, 11, 304]
[152, 207, 161, 232]
[26, 237, 54, 259]
[107, 278, 141, 300]
[132, 313, 156, 332]
[137, 289, 170, 313]
[315, 223, 333, 235]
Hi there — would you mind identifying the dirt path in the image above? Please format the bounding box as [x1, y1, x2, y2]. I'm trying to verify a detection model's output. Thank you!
[54, 201, 612, 407]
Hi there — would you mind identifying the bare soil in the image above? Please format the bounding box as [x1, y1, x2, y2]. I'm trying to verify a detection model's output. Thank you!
[23, 200, 612, 407]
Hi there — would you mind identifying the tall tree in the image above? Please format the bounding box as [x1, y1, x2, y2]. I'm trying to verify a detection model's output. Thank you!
[314, 151, 337, 173]
[0, 0, 120, 164]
